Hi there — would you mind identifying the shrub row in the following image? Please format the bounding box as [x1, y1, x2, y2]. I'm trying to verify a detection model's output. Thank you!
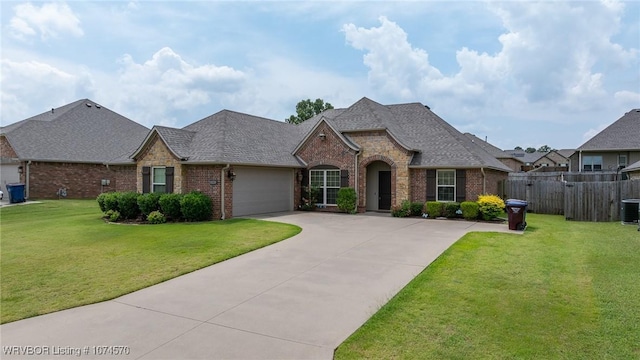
[391, 194, 506, 221]
[97, 191, 213, 223]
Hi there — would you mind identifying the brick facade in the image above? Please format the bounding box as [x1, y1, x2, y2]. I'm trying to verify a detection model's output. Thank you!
[0, 136, 18, 159]
[499, 158, 522, 172]
[135, 134, 184, 193]
[183, 165, 231, 220]
[111, 165, 137, 192]
[409, 168, 508, 204]
[26, 161, 117, 199]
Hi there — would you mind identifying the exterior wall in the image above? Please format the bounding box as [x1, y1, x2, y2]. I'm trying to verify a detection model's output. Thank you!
[27, 161, 114, 199]
[350, 131, 413, 211]
[498, 158, 522, 172]
[537, 151, 569, 167]
[571, 151, 640, 172]
[110, 165, 137, 192]
[295, 122, 357, 212]
[183, 165, 230, 220]
[410, 168, 427, 203]
[627, 170, 640, 180]
[410, 168, 508, 204]
[0, 136, 18, 159]
[135, 135, 183, 193]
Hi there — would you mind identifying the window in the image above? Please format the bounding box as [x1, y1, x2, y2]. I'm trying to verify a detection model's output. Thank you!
[436, 170, 455, 202]
[152, 167, 166, 193]
[619, 154, 628, 168]
[310, 169, 341, 205]
[583, 156, 603, 172]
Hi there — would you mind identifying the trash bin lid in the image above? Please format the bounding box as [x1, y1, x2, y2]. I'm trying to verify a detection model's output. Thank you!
[506, 199, 528, 206]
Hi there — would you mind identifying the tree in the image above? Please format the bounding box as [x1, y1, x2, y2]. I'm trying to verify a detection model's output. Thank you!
[537, 145, 552, 153]
[286, 98, 334, 124]
[514, 146, 523, 151]
[525, 147, 536, 153]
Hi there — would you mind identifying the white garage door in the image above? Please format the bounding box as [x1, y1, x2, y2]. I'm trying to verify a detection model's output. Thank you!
[232, 167, 294, 217]
[0, 163, 21, 193]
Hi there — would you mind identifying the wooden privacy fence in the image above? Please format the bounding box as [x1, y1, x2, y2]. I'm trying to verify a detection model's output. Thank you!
[503, 177, 640, 222]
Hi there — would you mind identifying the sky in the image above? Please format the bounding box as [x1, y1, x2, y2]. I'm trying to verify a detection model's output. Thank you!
[1, 1, 638, 150]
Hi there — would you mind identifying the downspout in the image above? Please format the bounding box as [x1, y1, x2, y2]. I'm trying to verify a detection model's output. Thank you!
[221, 164, 230, 220]
[480, 167, 486, 194]
[25, 160, 32, 199]
[354, 150, 360, 212]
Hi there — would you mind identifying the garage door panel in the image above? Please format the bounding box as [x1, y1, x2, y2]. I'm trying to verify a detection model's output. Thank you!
[233, 167, 293, 216]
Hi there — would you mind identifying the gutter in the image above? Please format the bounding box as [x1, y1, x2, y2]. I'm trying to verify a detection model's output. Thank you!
[578, 150, 582, 173]
[25, 160, 32, 199]
[354, 150, 360, 211]
[221, 164, 230, 220]
[480, 167, 486, 194]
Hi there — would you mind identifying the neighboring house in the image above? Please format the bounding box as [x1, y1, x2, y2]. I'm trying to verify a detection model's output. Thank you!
[0, 99, 149, 199]
[464, 133, 523, 172]
[503, 150, 546, 171]
[129, 97, 512, 218]
[570, 109, 640, 172]
[622, 160, 640, 180]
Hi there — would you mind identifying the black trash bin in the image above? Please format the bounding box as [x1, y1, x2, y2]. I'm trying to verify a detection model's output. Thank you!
[6, 183, 26, 203]
[506, 199, 527, 231]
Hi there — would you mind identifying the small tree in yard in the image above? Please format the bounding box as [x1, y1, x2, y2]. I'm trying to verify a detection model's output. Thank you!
[286, 99, 334, 124]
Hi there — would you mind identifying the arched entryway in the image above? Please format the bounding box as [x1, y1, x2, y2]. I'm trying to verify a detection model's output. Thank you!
[366, 161, 392, 211]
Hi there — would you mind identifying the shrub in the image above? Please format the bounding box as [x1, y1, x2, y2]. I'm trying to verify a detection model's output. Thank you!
[391, 200, 412, 218]
[460, 201, 480, 220]
[180, 191, 213, 222]
[425, 201, 443, 218]
[117, 192, 141, 219]
[106, 209, 120, 222]
[138, 193, 161, 216]
[410, 202, 424, 216]
[96, 193, 108, 212]
[300, 186, 320, 211]
[147, 210, 166, 224]
[477, 194, 506, 221]
[337, 187, 357, 214]
[102, 192, 119, 213]
[444, 202, 461, 218]
[159, 193, 183, 220]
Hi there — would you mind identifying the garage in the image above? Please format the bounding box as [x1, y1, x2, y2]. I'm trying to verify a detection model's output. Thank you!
[0, 163, 21, 194]
[232, 166, 294, 217]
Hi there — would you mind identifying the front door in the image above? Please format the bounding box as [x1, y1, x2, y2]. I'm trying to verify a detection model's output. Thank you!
[378, 171, 391, 210]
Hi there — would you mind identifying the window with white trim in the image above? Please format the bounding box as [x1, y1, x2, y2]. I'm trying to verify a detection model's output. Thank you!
[618, 154, 627, 168]
[310, 169, 340, 205]
[152, 167, 166, 193]
[436, 170, 455, 202]
[583, 156, 602, 172]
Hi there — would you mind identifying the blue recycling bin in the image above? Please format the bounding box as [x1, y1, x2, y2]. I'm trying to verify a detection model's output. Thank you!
[506, 199, 527, 230]
[6, 183, 26, 203]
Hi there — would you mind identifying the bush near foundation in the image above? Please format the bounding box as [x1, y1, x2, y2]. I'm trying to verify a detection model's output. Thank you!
[180, 191, 213, 222]
[425, 201, 443, 218]
[477, 194, 505, 221]
[460, 201, 480, 220]
[337, 187, 357, 214]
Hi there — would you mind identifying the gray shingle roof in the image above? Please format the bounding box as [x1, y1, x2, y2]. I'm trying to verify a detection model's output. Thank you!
[503, 150, 546, 164]
[314, 98, 511, 171]
[578, 109, 640, 151]
[464, 133, 519, 160]
[175, 110, 303, 166]
[1, 99, 149, 163]
[622, 159, 640, 173]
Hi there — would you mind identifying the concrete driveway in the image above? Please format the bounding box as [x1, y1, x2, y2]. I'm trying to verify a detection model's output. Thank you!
[1, 212, 515, 359]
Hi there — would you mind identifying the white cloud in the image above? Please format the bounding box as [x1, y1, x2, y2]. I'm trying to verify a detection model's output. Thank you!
[0, 59, 94, 124]
[106, 47, 246, 126]
[9, 2, 83, 40]
[342, 2, 637, 113]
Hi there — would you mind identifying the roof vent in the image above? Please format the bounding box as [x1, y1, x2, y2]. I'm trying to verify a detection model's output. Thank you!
[86, 103, 92, 107]
[424, 105, 431, 110]
[96, 104, 101, 109]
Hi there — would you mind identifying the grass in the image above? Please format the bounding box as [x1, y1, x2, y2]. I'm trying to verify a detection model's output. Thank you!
[0, 200, 301, 324]
[335, 214, 640, 359]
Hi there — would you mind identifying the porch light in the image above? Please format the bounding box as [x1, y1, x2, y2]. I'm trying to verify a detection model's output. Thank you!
[297, 171, 303, 182]
[18, 166, 23, 174]
[227, 170, 236, 181]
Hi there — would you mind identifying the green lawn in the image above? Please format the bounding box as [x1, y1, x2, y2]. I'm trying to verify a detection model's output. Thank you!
[336, 214, 640, 359]
[0, 200, 300, 324]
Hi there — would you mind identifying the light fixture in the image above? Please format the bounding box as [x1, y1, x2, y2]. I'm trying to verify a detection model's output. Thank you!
[227, 170, 236, 181]
[297, 171, 303, 182]
[18, 166, 23, 174]
[318, 132, 326, 140]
